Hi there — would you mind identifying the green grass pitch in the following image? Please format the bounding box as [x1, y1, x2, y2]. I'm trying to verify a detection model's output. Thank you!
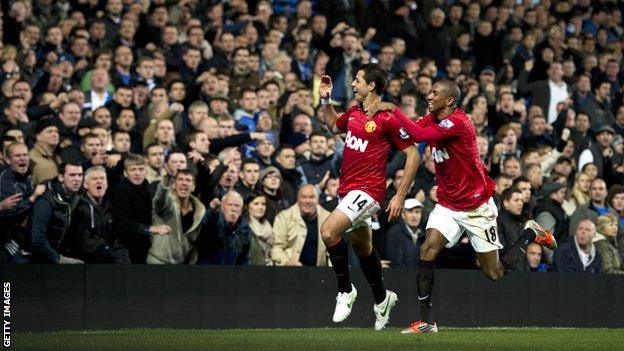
[13, 327, 624, 351]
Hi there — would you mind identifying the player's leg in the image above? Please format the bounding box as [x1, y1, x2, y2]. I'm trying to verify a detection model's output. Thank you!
[320, 209, 354, 294]
[320, 206, 358, 323]
[416, 228, 447, 321]
[500, 220, 557, 269]
[350, 225, 398, 330]
[403, 204, 461, 334]
[462, 199, 555, 274]
[475, 221, 555, 279]
[476, 250, 506, 280]
[350, 226, 385, 303]
[456, 198, 506, 279]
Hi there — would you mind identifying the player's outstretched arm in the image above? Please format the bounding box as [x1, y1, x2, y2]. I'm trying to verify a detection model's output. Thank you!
[319, 75, 340, 130]
[392, 106, 446, 143]
[386, 144, 420, 222]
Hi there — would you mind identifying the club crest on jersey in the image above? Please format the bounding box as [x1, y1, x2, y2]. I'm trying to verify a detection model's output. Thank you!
[365, 120, 377, 133]
[439, 119, 454, 129]
[399, 127, 410, 139]
[345, 130, 369, 152]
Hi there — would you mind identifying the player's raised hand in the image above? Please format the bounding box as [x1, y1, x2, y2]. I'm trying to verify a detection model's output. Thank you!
[319, 75, 332, 100]
[386, 194, 405, 222]
[366, 102, 396, 118]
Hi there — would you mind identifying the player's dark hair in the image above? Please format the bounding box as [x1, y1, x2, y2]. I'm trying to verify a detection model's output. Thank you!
[359, 63, 388, 95]
[437, 80, 461, 107]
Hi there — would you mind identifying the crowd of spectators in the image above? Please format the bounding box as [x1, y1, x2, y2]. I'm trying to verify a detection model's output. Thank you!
[0, 0, 622, 274]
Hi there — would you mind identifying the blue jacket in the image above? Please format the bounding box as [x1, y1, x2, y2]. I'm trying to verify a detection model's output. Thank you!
[385, 222, 422, 268]
[197, 211, 251, 265]
[553, 236, 602, 274]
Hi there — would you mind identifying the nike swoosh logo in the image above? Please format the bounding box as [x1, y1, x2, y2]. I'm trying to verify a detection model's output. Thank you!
[380, 300, 390, 317]
[417, 295, 429, 301]
[347, 301, 353, 309]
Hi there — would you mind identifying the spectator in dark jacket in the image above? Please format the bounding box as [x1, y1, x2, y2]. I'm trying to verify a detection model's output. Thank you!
[0, 142, 46, 263]
[553, 219, 602, 273]
[497, 188, 526, 249]
[65, 166, 130, 264]
[198, 191, 251, 265]
[300, 132, 338, 186]
[274, 145, 307, 206]
[110, 154, 165, 264]
[385, 198, 424, 268]
[30, 162, 84, 263]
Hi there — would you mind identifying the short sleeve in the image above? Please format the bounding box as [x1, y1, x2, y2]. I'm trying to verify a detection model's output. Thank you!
[335, 105, 358, 133]
[383, 112, 416, 151]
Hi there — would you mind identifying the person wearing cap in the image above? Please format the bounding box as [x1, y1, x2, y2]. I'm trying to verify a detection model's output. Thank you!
[29, 118, 62, 185]
[552, 155, 574, 180]
[534, 181, 569, 244]
[258, 166, 289, 224]
[208, 93, 230, 119]
[578, 124, 615, 179]
[385, 198, 424, 268]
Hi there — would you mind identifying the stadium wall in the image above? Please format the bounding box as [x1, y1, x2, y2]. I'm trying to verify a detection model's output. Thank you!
[2, 265, 623, 332]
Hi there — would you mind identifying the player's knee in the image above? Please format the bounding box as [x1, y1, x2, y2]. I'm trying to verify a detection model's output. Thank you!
[419, 242, 438, 261]
[320, 224, 338, 246]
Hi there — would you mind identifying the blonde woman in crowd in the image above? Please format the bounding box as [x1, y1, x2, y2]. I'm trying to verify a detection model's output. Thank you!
[571, 172, 591, 207]
[594, 215, 624, 274]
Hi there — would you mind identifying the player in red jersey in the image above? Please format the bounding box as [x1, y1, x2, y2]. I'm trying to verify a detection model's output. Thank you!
[318, 63, 420, 330]
[369, 80, 557, 334]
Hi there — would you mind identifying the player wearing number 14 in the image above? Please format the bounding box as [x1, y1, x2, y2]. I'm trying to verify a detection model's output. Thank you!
[318, 64, 420, 330]
[369, 80, 558, 334]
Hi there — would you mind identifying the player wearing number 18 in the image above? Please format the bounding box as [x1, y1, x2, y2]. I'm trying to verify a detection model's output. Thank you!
[368, 80, 558, 334]
[318, 64, 420, 330]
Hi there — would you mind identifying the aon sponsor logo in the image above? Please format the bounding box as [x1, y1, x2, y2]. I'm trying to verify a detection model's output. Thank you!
[345, 130, 369, 152]
[431, 147, 449, 163]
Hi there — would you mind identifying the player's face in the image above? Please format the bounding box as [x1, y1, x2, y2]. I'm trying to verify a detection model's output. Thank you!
[351, 70, 371, 102]
[427, 83, 452, 113]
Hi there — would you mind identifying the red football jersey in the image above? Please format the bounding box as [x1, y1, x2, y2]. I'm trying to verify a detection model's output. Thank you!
[335, 105, 413, 204]
[394, 107, 496, 211]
